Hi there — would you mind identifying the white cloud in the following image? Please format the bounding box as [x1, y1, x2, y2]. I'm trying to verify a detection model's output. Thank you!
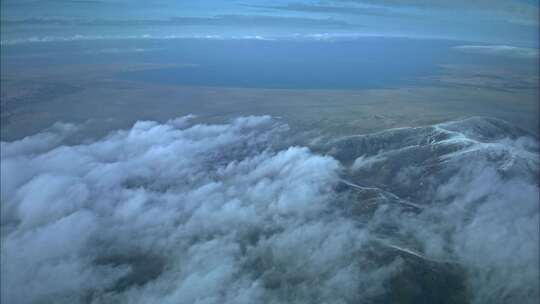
[454, 45, 539, 59]
[1, 116, 538, 303]
[333, 117, 540, 303]
[1, 116, 394, 303]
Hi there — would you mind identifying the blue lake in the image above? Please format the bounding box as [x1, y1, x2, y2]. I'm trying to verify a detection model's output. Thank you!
[117, 38, 460, 90]
[2, 37, 526, 90]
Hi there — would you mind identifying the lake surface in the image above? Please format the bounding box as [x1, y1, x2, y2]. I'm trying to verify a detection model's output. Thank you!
[113, 38, 461, 89]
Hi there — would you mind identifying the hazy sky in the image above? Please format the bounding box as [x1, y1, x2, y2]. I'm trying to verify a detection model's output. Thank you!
[1, 0, 539, 46]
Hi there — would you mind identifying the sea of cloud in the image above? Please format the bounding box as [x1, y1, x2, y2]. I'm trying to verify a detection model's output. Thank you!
[1, 115, 538, 304]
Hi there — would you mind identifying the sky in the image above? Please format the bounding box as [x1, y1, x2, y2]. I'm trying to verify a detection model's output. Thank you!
[1, 0, 539, 46]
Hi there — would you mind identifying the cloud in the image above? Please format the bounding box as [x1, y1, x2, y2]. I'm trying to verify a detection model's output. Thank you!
[0, 34, 276, 45]
[336, 0, 539, 24]
[0, 116, 397, 303]
[1, 116, 538, 303]
[327, 116, 539, 302]
[412, 160, 540, 303]
[2, 15, 351, 29]
[243, 3, 410, 18]
[0, 14, 354, 45]
[454, 45, 539, 59]
[1, 0, 537, 45]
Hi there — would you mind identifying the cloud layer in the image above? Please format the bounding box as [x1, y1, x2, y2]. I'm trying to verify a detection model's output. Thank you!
[328, 117, 540, 303]
[1, 116, 538, 304]
[454, 45, 539, 59]
[1, 0, 538, 45]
